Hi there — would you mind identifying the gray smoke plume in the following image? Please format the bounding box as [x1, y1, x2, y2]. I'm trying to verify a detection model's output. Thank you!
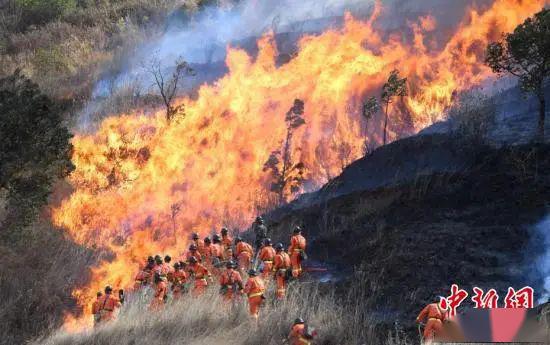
[78, 0, 497, 130]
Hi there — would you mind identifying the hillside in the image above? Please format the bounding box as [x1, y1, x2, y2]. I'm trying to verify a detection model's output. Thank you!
[267, 134, 550, 330]
[2, 1, 549, 344]
[36, 133, 550, 345]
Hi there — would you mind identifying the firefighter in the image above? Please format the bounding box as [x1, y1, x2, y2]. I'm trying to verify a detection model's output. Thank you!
[184, 244, 201, 263]
[91, 291, 103, 327]
[134, 256, 154, 289]
[96, 285, 121, 323]
[243, 269, 265, 319]
[273, 243, 291, 299]
[171, 262, 188, 299]
[219, 261, 243, 302]
[152, 255, 164, 278]
[235, 236, 254, 272]
[288, 318, 317, 345]
[211, 235, 223, 263]
[416, 300, 447, 343]
[150, 272, 168, 311]
[221, 227, 233, 260]
[258, 238, 276, 280]
[188, 256, 211, 296]
[210, 234, 224, 274]
[162, 255, 175, 282]
[252, 216, 268, 250]
[288, 226, 307, 278]
[153, 254, 162, 267]
[191, 232, 205, 259]
[203, 237, 213, 265]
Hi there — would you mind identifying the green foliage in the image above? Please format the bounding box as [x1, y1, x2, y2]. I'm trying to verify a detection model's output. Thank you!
[381, 69, 407, 105]
[263, 99, 307, 204]
[485, 8, 549, 142]
[362, 96, 379, 124]
[381, 69, 407, 145]
[15, 0, 77, 27]
[15, 0, 76, 11]
[32, 46, 73, 75]
[0, 70, 74, 238]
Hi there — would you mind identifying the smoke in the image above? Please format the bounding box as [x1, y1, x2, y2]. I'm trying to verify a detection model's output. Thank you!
[79, 0, 499, 130]
[534, 214, 550, 304]
[90, 0, 375, 91]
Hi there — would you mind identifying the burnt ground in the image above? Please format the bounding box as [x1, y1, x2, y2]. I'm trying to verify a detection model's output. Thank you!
[263, 134, 550, 334]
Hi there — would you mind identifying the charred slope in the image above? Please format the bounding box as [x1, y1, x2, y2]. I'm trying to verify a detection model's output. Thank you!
[267, 135, 550, 328]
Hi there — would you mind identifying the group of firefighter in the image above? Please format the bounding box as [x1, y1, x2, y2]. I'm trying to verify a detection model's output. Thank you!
[91, 216, 316, 344]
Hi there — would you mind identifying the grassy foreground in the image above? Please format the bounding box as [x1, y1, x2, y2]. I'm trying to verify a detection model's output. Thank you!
[36, 278, 410, 345]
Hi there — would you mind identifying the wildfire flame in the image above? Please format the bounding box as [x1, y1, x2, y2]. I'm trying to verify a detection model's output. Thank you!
[52, 0, 545, 330]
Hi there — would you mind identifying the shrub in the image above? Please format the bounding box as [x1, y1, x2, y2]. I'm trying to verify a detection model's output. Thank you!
[15, 0, 77, 28]
[0, 221, 91, 345]
[447, 91, 496, 144]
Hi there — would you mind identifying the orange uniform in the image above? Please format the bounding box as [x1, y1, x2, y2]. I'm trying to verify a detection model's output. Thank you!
[91, 298, 101, 315]
[184, 250, 201, 263]
[188, 263, 211, 296]
[273, 251, 291, 299]
[416, 303, 446, 342]
[152, 264, 162, 280]
[148, 264, 159, 284]
[211, 243, 223, 261]
[259, 245, 276, 279]
[209, 243, 223, 275]
[236, 241, 254, 271]
[160, 263, 174, 282]
[96, 294, 121, 322]
[244, 276, 265, 318]
[150, 280, 168, 311]
[221, 235, 233, 259]
[288, 234, 306, 277]
[193, 239, 206, 258]
[91, 296, 102, 326]
[134, 267, 152, 289]
[203, 243, 213, 264]
[172, 269, 188, 299]
[219, 269, 243, 301]
[289, 323, 311, 345]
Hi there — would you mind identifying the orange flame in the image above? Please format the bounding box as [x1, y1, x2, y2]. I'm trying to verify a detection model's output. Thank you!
[52, 0, 545, 330]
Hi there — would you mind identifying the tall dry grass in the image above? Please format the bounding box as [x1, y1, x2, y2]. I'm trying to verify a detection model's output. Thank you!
[0, 0, 187, 102]
[36, 276, 410, 345]
[0, 220, 93, 345]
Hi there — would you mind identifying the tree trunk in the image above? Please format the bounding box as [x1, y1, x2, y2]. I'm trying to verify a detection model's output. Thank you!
[279, 125, 292, 204]
[537, 94, 546, 143]
[383, 102, 389, 145]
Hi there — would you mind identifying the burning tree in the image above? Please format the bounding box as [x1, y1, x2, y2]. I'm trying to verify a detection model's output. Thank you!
[263, 99, 307, 204]
[362, 96, 380, 154]
[381, 69, 407, 145]
[144, 54, 195, 122]
[485, 8, 549, 143]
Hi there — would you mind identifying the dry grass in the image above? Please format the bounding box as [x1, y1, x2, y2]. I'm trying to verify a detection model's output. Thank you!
[0, 0, 185, 102]
[0, 220, 93, 345]
[36, 278, 407, 345]
[447, 90, 496, 145]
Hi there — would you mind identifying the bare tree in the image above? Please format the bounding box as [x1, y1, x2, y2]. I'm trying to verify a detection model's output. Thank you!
[144, 54, 195, 122]
[381, 70, 407, 145]
[170, 203, 181, 245]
